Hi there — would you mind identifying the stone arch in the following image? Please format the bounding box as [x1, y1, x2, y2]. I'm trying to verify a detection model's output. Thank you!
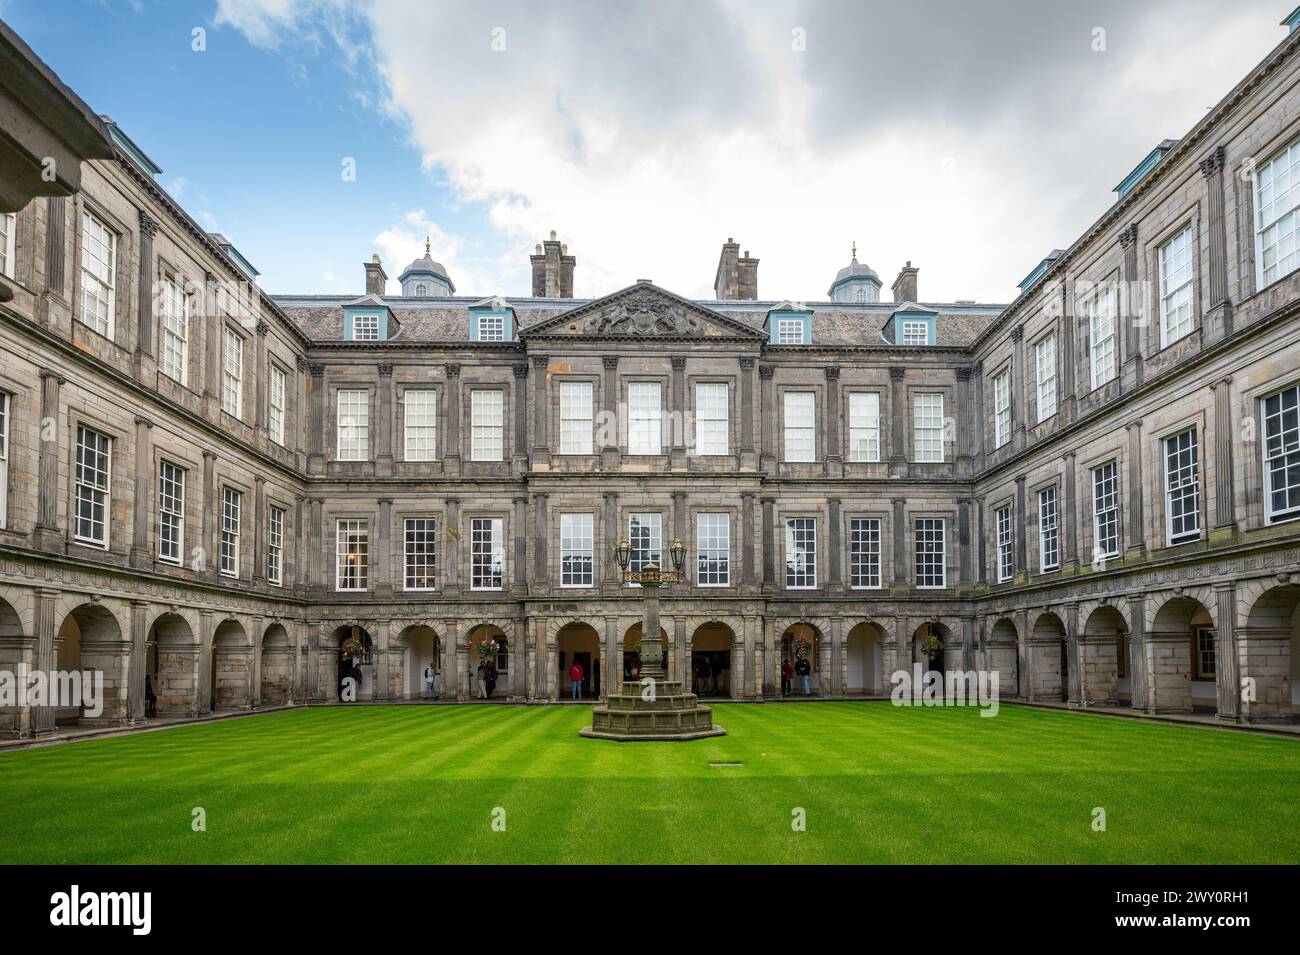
[1081, 603, 1128, 705]
[0, 591, 29, 736]
[329, 624, 375, 701]
[689, 620, 737, 698]
[907, 619, 960, 672]
[1030, 612, 1068, 703]
[1242, 582, 1300, 717]
[259, 623, 293, 705]
[778, 620, 827, 695]
[393, 622, 442, 700]
[148, 611, 199, 716]
[986, 616, 1020, 696]
[844, 621, 888, 694]
[212, 617, 252, 709]
[57, 601, 127, 724]
[1148, 594, 1215, 714]
[556, 620, 601, 699]
[467, 622, 512, 698]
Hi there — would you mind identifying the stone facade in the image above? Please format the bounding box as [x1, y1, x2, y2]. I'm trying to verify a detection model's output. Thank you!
[1, 21, 1300, 737]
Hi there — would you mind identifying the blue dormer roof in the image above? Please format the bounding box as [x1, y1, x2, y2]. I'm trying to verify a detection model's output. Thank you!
[766, 302, 813, 344]
[342, 294, 395, 341]
[890, 303, 937, 345]
[102, 117, 162, 177]
[1114, 140, 1179, 199]
[1017, 250, 1065, 294]
[1284, 6, 1300, 32]
[469, 297, 515, 342]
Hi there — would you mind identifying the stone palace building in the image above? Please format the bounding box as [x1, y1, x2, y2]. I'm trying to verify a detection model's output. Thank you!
[1, 14, 1299, 738]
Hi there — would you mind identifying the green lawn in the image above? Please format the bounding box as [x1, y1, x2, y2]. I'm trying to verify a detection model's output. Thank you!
[1, 702, 1297, 864]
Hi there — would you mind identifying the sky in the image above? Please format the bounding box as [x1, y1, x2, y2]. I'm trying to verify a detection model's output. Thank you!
[0, 0, 1290, 302]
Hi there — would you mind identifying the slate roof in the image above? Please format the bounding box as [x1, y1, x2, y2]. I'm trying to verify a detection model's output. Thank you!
[271, 292, 1005, 349]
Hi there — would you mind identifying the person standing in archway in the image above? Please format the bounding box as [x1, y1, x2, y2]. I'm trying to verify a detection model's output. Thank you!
[423, 662, 436, 699]
[569, 659, 584, 699]
[781, 658, 793, 697]
[795, 656, 812, 696]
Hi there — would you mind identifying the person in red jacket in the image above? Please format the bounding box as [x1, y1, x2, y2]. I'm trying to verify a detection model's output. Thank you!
[781, 658, 793, 697]
[569, 660, 585, 699]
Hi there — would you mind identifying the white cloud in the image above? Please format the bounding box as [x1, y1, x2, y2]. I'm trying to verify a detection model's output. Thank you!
[216, 0, 1287, 302]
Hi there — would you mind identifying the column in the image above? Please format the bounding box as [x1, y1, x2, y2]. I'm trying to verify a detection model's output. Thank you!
[955, 367, 974, 471]
[294, 357, 307, 457]
[252, 475, 266, 584]
[444, 363, 461, 474]
[307, 625, 322, 702]
[1063, 451, 1079, 571]
[1014, 475, 1027, 577]
[888, 367, 906, 471]
[545, 618, 558, 702]
[1010, 325, 1026, 450]
[961, 617, 975, 672]
[828, 497, 843, 591]
[892, 498, 906, 590]
[602, 491, 619, 591]
[1212, 378, 1236, 535]
[972, 360, 985, 468]
[130, 415, 153, 569]
[739, 356, 756, 452]
[1125, 419, 1145, 556]
[512, 618, 527, 700]
[1200, 146, 1233, 341]
[307, 363, 325, 473]
[958, 498, 972, 586]
[760, 496, 776, 591]
[136, 211, 158, 360]
[294, 496, 306, 587]
[308, 498, 323, 590]
[1059, 283, 1078, 420]
[605, 617, 619, 694]
[374, 621, 391, 702]
[1213, 582, 1240, 721]
[672, 491, 687, 551]
[532, 492, 549, 595]
[1065, 603, 1082, 705]
[670, 356, 686, 464]
[741, 492, 756, 588]
[198, 610, 214, 715]
[747, 616, 763, 700]
[375, 497, 392, 597]
[129, 600, 148, 722]
[254, 321, 269, 441]
[203, 272, 221, 417]
[202, 450, 217, 578]
[826, 618, 841, 696]
[1127, 594, 1147, 712]
[33, 370, 64, 552]
[733, 620, 747, 700]
[824, 366, 841, 475]
[444, 497, 460, 595]
[445, 619, 462, 701]
[33, 589, 58, 736]
[531, 354, 549, 453]
[763, 617, 777, 698]
[601, 355, 620, 467]
[512, 496, 529, 595]
[375, 363, 393, 475]
[759, 364, 775, 470]
[512, 363, 529, 464]
[976, 500, 987, 584]
[1119, 224, 1144, 390]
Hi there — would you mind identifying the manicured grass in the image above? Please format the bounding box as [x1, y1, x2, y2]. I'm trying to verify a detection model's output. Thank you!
[0, 702, 1297, 864]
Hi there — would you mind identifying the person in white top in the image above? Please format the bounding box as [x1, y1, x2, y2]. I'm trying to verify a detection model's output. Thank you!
[423, 663, 436, 699]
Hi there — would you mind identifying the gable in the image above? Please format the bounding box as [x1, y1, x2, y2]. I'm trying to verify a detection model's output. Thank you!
[518, 282, 767, 341]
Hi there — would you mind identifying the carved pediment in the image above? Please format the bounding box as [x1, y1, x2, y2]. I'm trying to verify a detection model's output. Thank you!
[520, 283, 766, 341]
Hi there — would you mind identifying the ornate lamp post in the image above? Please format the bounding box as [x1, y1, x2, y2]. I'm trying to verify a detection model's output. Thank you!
[584, 534, 723, 740]
[612, 534, 686, 679]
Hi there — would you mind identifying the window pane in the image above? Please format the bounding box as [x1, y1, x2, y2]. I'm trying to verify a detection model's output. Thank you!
[783, 391, 815, 461]
[697, 513, 730, 585]
[848, 392, 880, 462]
[694, 382, 728, 456]
[784, 517, 816, 588]
[404, 390, 437, 461]
[471, 390, 504, 461]
[914, 393, 944, 462]
[559, 381, 594, 455]
[471, 517, 504, 589]
[560, 513, 594, 587]
[336, 519, 369, 589]
[915, 518, 945, 588]
[336, 390, 369, 460]
[404, 517, 438, 589]
[628, 382, 662, 455]
[849, 517, 881, 588]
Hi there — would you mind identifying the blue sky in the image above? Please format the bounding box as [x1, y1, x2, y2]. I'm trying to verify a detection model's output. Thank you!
[0, 1, 1290, 301]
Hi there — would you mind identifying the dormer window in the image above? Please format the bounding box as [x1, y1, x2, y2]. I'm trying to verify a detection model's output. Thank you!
[853, 287, 867, 303]
[353, 313, 379, 341]
[414, 283, 427, 296]
[477, 314, 505, 342]
[777, 319, 804, 344]
[902, 320, 930, 345]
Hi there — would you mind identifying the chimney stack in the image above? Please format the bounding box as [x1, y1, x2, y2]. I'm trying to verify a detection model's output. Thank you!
[714, 237, 759, 300]
[891, 261, 919, 303]
[530, 230, 576, 298]
[364, 254, 387, 296]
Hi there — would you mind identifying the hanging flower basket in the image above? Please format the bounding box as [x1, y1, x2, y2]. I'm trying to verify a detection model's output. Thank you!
[791, 638, 813, 659]
[476, 638, 499, 661]
[920, 635, 943, 660]
[340, 636, 366, 658]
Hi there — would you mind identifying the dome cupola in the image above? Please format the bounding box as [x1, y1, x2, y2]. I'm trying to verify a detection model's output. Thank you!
[827, 241, 881, 303]
[399, 236, 455, 297]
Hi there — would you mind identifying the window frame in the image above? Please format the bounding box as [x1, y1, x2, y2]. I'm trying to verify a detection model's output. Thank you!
[0, 391, 9, 530]
[913, 393, 944, 463]
[0, 212, 14, 279]
[696, 512, 730, 587]
[559, 380, 594, 455]
[157, 459, 185, 565]
[1038, 484, 1060, 573]
[560, 512, 595, 588]
[403, 517, 438, 591]
[219, 485, 241, 577]
[73, 424, 112, 548]
[848, 392, 880, 463]
[784, 516, 818, 590]
[266, 504, 284, 586]
[470, 389, 505, 462]
[78, 209, 116, 338]
[1158, 224, 1195, 348]
[694, 381, 729, 457]
[1088, 285, 1117, 390]
[626, 512, 663, 584]
[993, 369, 1011, 447]
[403, 389, 438, 461]
[1262, 383, 1300, 524]
[849, 516, 882, 589]
[470, 516, 505, 591]
[159, 273, 189, 385]
[782, 390, 816, 462]
[1034, 333, 1057, 422]
[1091, 461, 1120, 559]
[335, 389, 370, 461]
[221, 326, 243, 418]
[1253, 136, 1300, 290]
[914, 517, 946, 589]
[1163, 427, 1201, 545]
[776, 318, 805, 345]
[335, 518, 370, 591]
[995, 504, 1014, 583]
[627, 381, 663, 456]
[268, 363, 287, 446]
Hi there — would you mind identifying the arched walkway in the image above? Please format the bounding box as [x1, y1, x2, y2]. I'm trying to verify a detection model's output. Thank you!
[1031, 612, 1068, 703]
[395, 624, 441, 700]
[845, 622, 886, 694]
[623, 622, 668, 685]
[148, 612, 198, 717]
[0, 595, 27, 734]
[467, 623, 510, 699]
[557, 622, 600, 700]
[1242, 584, 1300, 719]
[987, 618, 1020, 697]
[690, 621, 734, 698]
[260, 624, 293, 705]
[57, 603, 124, 724]
[1082, 605, 1127, 705]
[1149, 596, 1214, 713]
[331, 625, 374, 701]
[212, 618, 252, 709]
[780, 622, 824, 696]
